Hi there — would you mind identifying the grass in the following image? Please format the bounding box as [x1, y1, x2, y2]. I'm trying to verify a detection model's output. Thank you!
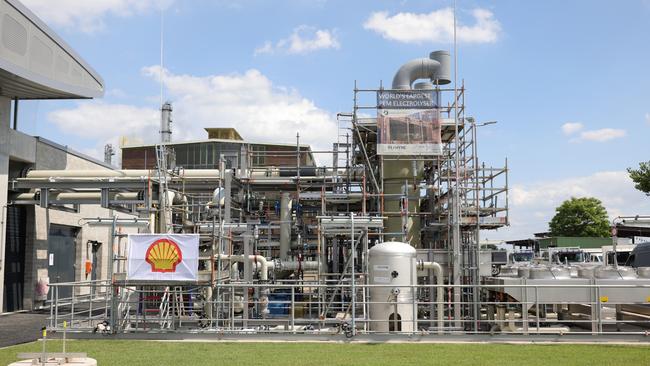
[1, 340, 648, 365]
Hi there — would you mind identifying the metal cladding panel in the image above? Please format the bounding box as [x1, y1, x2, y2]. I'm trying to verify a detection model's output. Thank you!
[0, 0, 103, 99]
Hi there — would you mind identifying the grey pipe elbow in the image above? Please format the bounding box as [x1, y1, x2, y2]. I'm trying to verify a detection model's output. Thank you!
[391, 50, 451, 90]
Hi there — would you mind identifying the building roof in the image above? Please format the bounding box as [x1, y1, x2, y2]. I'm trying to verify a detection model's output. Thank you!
[121, 138, 313, 150]
[0, 0, 104, 99]
[615, 218, 650, 238]
[204, 128, 243, 141]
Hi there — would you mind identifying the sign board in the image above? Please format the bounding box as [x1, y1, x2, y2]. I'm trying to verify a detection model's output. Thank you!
[377, 108, 442, 155]
[377, 90, 439, 109]
[127, 234, 199, 281]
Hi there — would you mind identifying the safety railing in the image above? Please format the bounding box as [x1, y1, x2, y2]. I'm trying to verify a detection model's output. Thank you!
[45, 280, 112, 331]
[45, 281, 650, 337]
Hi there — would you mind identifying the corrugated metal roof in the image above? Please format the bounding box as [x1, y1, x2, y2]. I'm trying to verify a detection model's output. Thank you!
[0, 0, 104, 99]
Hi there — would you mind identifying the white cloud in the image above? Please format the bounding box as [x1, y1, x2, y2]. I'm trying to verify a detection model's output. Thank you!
[106, 88, 128, 98]
[577, 128, 626, 142]
[363, 8, 501, 44]
[503, 171, 650, 239]
[255, 26, 340, 55]
[561, 122, 583, 135]
[47, 67, 338, 162]
[645, 112, 650, 125]
[21, 0, 172, 33]
[49, 103, 158, 139]
[561, 122, 626, 142]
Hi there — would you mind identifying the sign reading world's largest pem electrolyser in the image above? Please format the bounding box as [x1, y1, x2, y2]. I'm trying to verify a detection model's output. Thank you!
[127, 234, 199, 281]
[377, 90, 439, 109]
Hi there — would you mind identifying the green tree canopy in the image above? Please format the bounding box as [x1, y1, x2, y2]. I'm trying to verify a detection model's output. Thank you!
[548, 197, 610, 237]
[627, 161, 650, 195]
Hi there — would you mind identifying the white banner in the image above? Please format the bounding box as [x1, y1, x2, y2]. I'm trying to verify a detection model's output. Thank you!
[377, 109, 442, 156]
[127, 234, 199, 281]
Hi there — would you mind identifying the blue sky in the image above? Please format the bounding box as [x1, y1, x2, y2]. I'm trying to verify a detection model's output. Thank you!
[16, 0, 650, 239]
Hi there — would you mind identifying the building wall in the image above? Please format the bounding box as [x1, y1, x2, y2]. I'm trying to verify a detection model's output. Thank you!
[24, 141, 138, 309]
[538, 236, 614, 249]
[1, 112, 137, 311]
[122, 142, 314, 170]
[0, 96, 11, 312]
[121, 146, 157, 169]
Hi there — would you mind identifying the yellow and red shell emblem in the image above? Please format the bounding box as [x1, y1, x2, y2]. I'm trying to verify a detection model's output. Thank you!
[145, 238, 182, 273]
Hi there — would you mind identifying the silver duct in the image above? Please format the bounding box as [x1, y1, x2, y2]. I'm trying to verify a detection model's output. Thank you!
[384, 51, 450, 247]
[391, 50, 451, 89]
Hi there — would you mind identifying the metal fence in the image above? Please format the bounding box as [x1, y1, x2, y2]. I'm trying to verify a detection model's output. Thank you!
[45, 281, 650, 337]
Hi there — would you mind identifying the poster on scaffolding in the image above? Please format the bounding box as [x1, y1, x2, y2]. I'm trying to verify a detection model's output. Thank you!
[127, 234, 199, 281]
[376, 108, 442, 155]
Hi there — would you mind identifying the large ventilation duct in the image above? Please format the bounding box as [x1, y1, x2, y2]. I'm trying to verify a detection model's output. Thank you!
[391, 50, 451, 90]
[384, 51, 449, 247]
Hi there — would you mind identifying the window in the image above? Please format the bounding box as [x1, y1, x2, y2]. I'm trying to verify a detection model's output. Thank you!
[222, 153, 238, 170]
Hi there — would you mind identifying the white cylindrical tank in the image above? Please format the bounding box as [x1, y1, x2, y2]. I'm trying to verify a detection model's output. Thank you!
[368, 241, 417, 332]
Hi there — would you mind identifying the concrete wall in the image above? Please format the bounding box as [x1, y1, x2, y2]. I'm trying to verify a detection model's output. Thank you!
[23, 142, 137, 309]
[0, 107, 137, 311]
[0, 96, 11, 312]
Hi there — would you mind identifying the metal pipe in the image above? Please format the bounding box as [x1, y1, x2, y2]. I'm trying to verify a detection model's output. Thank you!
[391, 53, 451, 89]
[280, 192, 291, 261]
[274, 260, 320, 272]
[12, 192, 141, 204]
[216, 254, 269, 281]
[419, 260, 444, 334]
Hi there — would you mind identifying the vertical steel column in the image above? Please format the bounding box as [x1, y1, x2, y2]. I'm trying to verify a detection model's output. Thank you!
[452, 0, 462, 328]
[108, 216, 117, 333]
[350, 212, 356, 334]
[243, 234, 252, 329]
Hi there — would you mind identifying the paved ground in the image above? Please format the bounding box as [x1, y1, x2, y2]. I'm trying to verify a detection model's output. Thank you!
[0, 311, 49, 348]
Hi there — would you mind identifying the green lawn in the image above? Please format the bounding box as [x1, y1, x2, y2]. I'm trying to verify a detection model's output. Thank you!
[1, 340, 648, 365]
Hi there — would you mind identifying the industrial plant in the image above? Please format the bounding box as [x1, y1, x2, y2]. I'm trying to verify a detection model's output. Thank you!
[1, 0, 650, 351]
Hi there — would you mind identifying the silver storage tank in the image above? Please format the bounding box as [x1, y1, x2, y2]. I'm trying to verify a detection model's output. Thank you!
[517, 265, 531, 279]
[576, 263, 601, 279]
[594, 266, 638, 279]
[498, 264, 519, 277]
[637, 267, 650, 279]
[528, 265, 571, 279]
[368, 241, 417, 332]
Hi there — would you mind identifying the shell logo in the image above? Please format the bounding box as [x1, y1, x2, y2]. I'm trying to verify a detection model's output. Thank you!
[145, 238, 183, 273]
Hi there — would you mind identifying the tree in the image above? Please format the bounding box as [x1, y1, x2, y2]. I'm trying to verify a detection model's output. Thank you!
[548, 197, 610, 237]
[628, 161, 650, 195]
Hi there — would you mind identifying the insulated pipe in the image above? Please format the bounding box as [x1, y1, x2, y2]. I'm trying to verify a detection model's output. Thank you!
[26, 169, 151, 178]
[419, 260, 444, 334]
[25, 169, 222, 178]
[231, 262, 239, 280]
[12, 192, 141, 204]
[24, 167, 365, 180]
[279, 192, 291, 260]
[217, 254, 270, 281]
[274, 260, 320, 272]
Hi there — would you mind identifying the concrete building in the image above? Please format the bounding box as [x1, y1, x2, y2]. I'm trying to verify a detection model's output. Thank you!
[0, 0, 118, 312]
[121, 127, 316, 171]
